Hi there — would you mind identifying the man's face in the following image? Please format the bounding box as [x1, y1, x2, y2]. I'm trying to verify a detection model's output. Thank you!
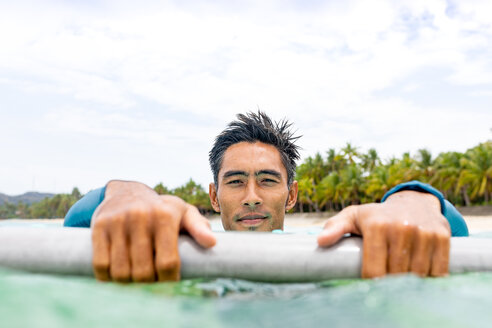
[209, 141, 298, 231]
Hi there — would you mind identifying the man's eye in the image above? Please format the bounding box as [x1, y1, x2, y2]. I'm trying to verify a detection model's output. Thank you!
[262, 179, 277, 183]
[227, 180, 242, 184]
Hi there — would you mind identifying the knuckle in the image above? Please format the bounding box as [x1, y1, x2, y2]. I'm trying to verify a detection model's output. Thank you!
[156, 256, 180, 272]
[155, 206, 175, 219]
[390, 222, 415, 237]
[435, 231, 451, 244]
[127, 206, 149, 219]
[367, 220, 387, 233]
[107, 214, 126, 227]
[365, 241, 386, 253]
[93, 215, 111, 229]
[155, 207, 182, 226]
[128, 211, 147, 226]
[416, 228, 433, 241]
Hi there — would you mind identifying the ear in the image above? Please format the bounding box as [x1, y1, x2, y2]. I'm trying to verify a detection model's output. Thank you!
[285, 180, 298, 211]
[209, 183, 220, 213]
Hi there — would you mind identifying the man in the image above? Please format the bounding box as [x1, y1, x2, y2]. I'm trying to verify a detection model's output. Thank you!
[64, 111, 468, 282]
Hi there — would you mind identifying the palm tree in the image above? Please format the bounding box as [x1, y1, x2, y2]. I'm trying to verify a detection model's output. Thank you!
[431, 151, 463, 204]
[458, 142, 492, 203]
[341, 142, 359, 165]
[364, 165, 390, 202]
[297, 177, 317, 212]
[361, 148, 380, 173]
[415, 149, 434, 183]
[293, 140, 491, 212]
[339, 164, 364, 206]
[316, 172, 341, 211]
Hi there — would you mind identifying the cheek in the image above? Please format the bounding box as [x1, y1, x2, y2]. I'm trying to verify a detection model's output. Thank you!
[268, 192, 289, 216]
[218, 192, 232, 211]
[218, 192, 240, 220]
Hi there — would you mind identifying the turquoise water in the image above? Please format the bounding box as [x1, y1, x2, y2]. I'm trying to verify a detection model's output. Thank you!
[1, 220, 492, 327]
[1, 268, 492, 327]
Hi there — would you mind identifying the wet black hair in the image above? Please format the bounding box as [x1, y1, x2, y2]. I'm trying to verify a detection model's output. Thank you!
[209, 111, 301, 187]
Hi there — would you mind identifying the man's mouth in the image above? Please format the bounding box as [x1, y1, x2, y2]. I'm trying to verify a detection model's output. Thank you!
[236, 213, 269, 225]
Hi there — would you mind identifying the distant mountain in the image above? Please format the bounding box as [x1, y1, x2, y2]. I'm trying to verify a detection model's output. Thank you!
[0, 192, 55, 206]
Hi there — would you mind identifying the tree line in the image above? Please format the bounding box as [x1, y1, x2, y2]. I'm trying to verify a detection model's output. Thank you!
[0, 188, 83, 219]
[295, 140, 492, 212]
[1, 140, 490, 219]
[0, 180, 212, 219]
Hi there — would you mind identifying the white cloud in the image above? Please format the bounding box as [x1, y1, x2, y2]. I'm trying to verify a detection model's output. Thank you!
[1, 0, 491, 194]
[2, 0, 490, 115]
[41, 107, 218, 147]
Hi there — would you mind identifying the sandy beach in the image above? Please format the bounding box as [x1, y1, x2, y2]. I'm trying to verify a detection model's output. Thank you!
[4, 212, 492, 233]
[206, 212, 492, 233]
[286, 214, 492, 233]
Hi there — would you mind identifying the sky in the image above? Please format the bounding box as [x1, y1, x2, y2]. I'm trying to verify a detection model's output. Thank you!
[1, 0, 491, 195]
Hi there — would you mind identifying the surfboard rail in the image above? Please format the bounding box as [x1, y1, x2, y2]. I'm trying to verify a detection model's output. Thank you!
[0, 227, 491, 282]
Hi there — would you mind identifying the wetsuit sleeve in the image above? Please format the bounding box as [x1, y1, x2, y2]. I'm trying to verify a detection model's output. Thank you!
[381, 180, 469, 237]
[63, 186, 106, 228]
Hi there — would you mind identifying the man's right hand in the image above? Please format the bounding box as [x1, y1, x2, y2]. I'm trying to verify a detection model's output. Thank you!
[91, 180, 216, 282]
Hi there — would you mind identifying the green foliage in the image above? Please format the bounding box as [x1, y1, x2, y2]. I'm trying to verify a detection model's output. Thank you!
[0, 179, 214, 220]
[2, 140, 490, 219]
[0, 192, 80, 219]
[153, 183, 171, 195]
[0, 202, 17, 219]
[153, 179, 213, 214]
[172, 179, 212, 212]
[295, 140, 492, 212]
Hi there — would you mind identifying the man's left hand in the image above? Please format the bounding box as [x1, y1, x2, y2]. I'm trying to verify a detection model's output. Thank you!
[317, 190, 451, 278]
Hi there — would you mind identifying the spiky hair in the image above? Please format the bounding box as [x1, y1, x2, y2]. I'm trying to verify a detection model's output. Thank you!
[209, 111, 301, 187]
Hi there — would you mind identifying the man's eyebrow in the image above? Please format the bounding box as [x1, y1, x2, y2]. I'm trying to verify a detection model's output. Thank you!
[222, 170, 249, 179]
[255, 170, 282, 179]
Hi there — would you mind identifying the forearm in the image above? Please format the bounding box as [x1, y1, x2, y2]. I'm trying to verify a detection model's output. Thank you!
[382, 180, 469, 236]
[64, 180, 157, 228]
[63, 187, 106, 227]
[385, 190, 441, 213]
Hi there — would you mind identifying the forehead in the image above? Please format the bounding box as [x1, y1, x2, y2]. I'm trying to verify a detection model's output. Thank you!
[219, 142, 286, 178]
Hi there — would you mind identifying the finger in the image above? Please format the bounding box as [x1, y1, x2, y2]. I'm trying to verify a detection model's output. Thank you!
[180, 205, 216, 248]
[129, 219, 155, 282]
[92, 223, 111, 281]
[410, 230, 434, 277]
[387, 226, 413, 274]
[317, 206, 358, 247]
[154, 211, 181, 281]
[361, 223, 388, 278]
[109, 219, 131, 282]
[430, 233, 450, 277]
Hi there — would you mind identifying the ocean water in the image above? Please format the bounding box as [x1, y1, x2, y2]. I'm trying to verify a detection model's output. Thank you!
[1, 268, 492, 328]
[1, 220, 492, 327]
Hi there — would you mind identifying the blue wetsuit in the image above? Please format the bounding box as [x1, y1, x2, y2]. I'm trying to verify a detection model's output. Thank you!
[64, 180, 469, 236]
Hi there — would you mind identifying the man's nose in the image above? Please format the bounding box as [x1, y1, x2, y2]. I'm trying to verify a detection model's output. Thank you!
[243, 183, 262, 208]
